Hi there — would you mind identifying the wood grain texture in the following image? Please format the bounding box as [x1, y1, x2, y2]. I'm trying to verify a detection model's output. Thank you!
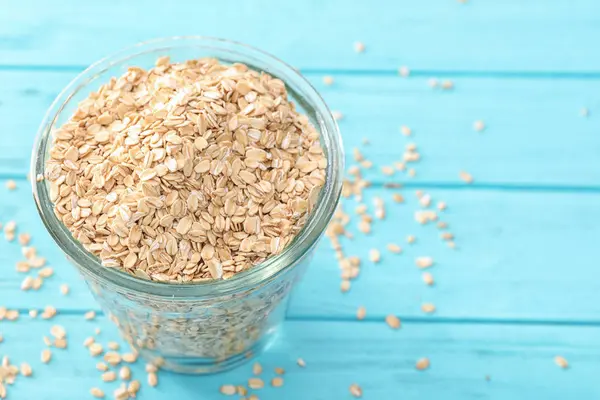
[2, 71, 600, 185]
[0, 0, 599, 72]
[1, 315, 598, 400]
[2, 1, 600, 397]
[3, 183, 600, 321]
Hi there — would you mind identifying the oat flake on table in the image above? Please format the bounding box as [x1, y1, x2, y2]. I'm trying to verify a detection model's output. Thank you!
[45, 56, 327, 283]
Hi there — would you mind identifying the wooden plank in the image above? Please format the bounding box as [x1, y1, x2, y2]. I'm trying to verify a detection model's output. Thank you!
[2, 71, 600, 185]
[291, 187, 600, 321]
[0, 315, 598, 399]
[1, 0, 600, 72]
[3, 183, 600, 321]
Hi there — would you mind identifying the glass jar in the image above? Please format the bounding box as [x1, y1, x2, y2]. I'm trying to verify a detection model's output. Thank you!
[30, 37, 343, 374]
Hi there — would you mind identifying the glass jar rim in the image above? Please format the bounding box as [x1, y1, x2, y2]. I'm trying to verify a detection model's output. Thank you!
[31, 36, 344, 299]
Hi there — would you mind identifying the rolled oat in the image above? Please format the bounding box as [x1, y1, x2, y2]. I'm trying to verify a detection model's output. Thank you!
[45, 57, 327, 283]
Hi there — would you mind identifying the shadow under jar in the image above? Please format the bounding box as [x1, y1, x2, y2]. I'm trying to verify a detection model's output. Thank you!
[31, 37, 343, 374]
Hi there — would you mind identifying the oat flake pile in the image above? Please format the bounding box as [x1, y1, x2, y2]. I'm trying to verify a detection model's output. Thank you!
[45, 56, 327, 283]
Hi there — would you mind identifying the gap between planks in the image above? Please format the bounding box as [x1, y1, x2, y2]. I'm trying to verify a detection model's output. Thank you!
[12, 174, 600, 193]
[3, 64, 600, 79]
[10, 308, 600, 327]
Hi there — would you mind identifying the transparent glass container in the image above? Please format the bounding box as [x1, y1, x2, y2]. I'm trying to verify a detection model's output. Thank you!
[31, 37, 343, 374]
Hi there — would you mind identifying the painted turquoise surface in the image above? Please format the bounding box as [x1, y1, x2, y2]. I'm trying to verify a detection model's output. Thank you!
[0, 0, 599, 398]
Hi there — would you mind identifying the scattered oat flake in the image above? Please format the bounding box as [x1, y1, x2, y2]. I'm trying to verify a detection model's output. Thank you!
[96, 362, 108, 371]
[54, 337, 67, 349]
[355, 204, 367, 214]
[394, 162, 406, 171]
[90, 387, 105, 398]
[5, 309, 19, 321]
[297, 358, 306, 367]
[104, 351, 122, 366]
[398, 66, 410, 77]
[122, 353, 137, 363]
[349, 383, 363, 398]
[421, 303, 436, 314]
[332, 110, 344, 121]
[354, 42, 365, 53]
[555, 356, 569, 369]
[119, 366, 131, 381]
[392, 193, 404, 203]
[415, 256, 433, 268]
[59, 284, 69, 295]
[271, 377, 284, 387]
[5, 180, 16, 190]
[323, 76, 334, 85]
[361, 160, 373, 169]
[441, 80, 454, 90]
[114, 386, 128, 400]
[437, 201, 447, 211]
[356, 306, 366, 320]
[473, 120, 485, 132]
[459, 171, 474, 184]
[38, 267, 54, 278]
[102, 371, 117, 382]
[107, 341, 120, 350]
[400, 125, 412, 136]
[20, 362, 32, 377]
[381, 166, 395, 176]
[21, 276, 33, 290]
[369, 249, 381, 263]
[148, 372, 158, 387]
[50, 325, 66, 339]
[220, 385, 237, 396]
[248, 377, 264, 390]
[385, 315, 401, 329]
[441, 232, 454, 241]
[418, 195, 430, 208]
[275, 367, 285, 375]
[16, 261, 30, 273]
[31, 277, 43, 290]
[416, 358, 430, 370]
[358, 221, 371, 234]
[253, 362, 263, 375]
[4, 221, 16, 233]
[422, 272, 434, 286]
[89, 343, 103, 356]
[387, 244, 402, 254]
[84, 310, 96, 320]
[145, 363, 158, 373]
[128, 381, 141, 396]
[428, 78, 439, 88]
[41, 349, 52, 363]
[18, 233, 30, 245]
[340, 279, 351, 293]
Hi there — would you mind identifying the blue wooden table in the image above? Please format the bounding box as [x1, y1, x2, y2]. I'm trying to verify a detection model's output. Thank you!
[2, 1, 600, 398]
